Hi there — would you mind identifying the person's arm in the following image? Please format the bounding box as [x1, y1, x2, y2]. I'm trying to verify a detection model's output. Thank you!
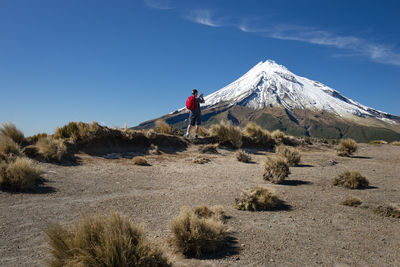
[199, 93, 205, 103]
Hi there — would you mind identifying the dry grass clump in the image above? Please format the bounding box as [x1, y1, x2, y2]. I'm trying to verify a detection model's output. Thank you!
[0, 122, 25, 144]
[26, 132, 48, 144]
[210, 121, 242, 148]
[54, 121, 100, 141]
[337, 138, 358, 157]
[390, 141, 400, 146]
[46, 211, 170, 267]
[0, 157, 41, 192]
[373, 205, 400, 218]
[333, 171, 369, 189]
[155, 120, 172, 134]
[170, 207, 228, 257]
[234, 187, 281, 211]
[35, 136, 67, 162]
[341, 196, 362, 207]
[263, 157, 290, 184]
[369, 140, 387, 145]
[199, 144, 218, 154]
[132, 156, 150, 166]
[243, 122, 273, 146]
[149, 144, 161, 155]
[235, 150, 251, 163]
[193, 157, 211, 164]
[271, 129, 285, 142]
[197, 127, 209, 137]
[276, 145, 301, 166]
[193, 205, 225, 222]
[0, 135, 22, 156]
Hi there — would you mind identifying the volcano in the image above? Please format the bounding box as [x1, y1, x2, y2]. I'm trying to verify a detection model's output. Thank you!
[136, 60, 400, 142]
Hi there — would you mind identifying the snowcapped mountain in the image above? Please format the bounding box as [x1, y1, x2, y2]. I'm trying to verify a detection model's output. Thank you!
[203, 60, 396, 124]
[137, 60, 400, 142]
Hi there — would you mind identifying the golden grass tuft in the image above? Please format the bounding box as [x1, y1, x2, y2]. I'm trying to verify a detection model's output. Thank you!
[271, 129, 285, 142]
[199, 144, 218, 154]
[54, 121, 100, 141]
[170, 207, 228, 257]
[46, 211, 170, 267]
[192, 157, 211, 164]
[132, 156, 150, 166]
[333, 171, 369, 189]
[390, 141, 400, 146]
[0, 122, 25, 144]
[337, 138, 358, 157]
[263, 157, 290, 184]
[373, 205, 400, 218]
[0, 157, 41, 192]
[155, 120, 172, 134]
[26, 132, 48, 144]
[368, 140, 388, 145]
[275, 145, 301, 166]
[341, 196, 362, 207]
[234, 187, 281, 211]
[35, 136, 68, 162]
[197, 127, 209, 137]
[235, 150, 251, 163]
[0, 135, 22, 156]
[210, 121, 242, 148]
[193, 205, 225, 222]
[242, 122, 272, 146]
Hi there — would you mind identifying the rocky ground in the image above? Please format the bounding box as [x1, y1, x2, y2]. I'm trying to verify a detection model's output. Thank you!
[1, 143, 400, 266]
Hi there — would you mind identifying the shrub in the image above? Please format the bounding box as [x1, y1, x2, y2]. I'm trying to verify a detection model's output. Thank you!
[193, 205, 225, 222]
[0, 135, 22, 156]
[333, 171, 369, 189]
[132, 156, 149, 166]
[193, 157, 210, 164]
[26, 132, 48, 144]
[46, 211, 170, 267]
[234, 187, 281, 211]
[35, 136, 68, 162]
[170, 207, 228, 257]
[199, 144, 218, 154]
[337, 138, 357, 157]
[341, 196, 362, 207]
[0, 122, 25, 144]
[0, 157, 41, 192]
[263, 157, 290, 184]
[236, 150, 251, 163]
[54, 121, 100, 141]
[197, 127, 209, 137]
[369, 140, 387, 145]
[373, 205, 400, 218]
[390, 141, 400, 146]
[210, 121, 242, 148]
[276, 145, 301, 167]
[243, 122, 272, 146]
[271, 130, 285, 142]
[155, 120, 172, 135]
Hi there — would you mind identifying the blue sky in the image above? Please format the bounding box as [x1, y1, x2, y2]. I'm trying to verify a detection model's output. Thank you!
[1, 0, 400, 136]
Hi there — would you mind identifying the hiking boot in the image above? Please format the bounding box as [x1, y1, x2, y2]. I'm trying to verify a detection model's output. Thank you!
[183, 132, 189, 138]
[194, 133, 198, 139]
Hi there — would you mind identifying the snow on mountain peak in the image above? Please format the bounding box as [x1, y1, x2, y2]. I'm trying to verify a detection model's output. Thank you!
[203, 60, 395, 123]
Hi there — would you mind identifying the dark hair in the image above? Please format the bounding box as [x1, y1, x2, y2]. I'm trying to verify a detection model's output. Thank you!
[192, 89, 198, 95]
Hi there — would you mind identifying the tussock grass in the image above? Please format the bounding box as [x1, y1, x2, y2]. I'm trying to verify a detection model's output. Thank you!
[235, 150, 251, 163]
[242, 122, 273, 146]
[341, 196, 362, 207]
[155, 120, 172, 135]
[373, 205, 400, 218]
[199, 144, 218, 154]
[149, 144, 161, 155]
[263, 157, 290, 184]
[54, 121, 100, 141]
[0, 135, 22, 156]
[337, 138, 358, 157]
[197, 127, 209, 137]
[193, 157, 210, 164]
[333, 171, 369, 189]
[276, 145, 301, 166]
[35, 136, 67, 162]
[46, 211, 170, 267]
[369, 140, 387, 145]
[193, 205, 225, 222]
[0, 157, 41, 192]
[170, 207, 228, 257]
[145, 128, 157, 139]
[390, 141, 400, 146]
[210, 121, 242, 148]
[132, 156, 149, 166]
[234, 187, 281, 211]
[271, 130, 285, 142]
[0, 122, 25, 144]
[26, 133, 48, 144]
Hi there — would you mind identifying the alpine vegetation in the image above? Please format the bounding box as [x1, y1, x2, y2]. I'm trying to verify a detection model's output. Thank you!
[242, 122, 273, 147]
[275, 145, 301, 166]
[132, 156, 150, 166]
[54, 121, 101, 142]
[341, 196, 363, 207]
[368, 140, 387, 145]
[46, 211, 170, 267]
[35, 136, 68, 163]
[155, 120, 172, 135]
[235, 149, 252, 163]
[0, 135, 22, 157]
[333, 171, 369, 189]
[0, 157, 42, 192]
[199, 144, 218, 154]
[373, 205, 400, 218]
[192, 157, 211, 164]
[390, 141, 400, 146]
[234, 187, 281, 211]
[193, 205, 226, 222]
[0, 122, 25, 145]
[337, 138, 358, 157]
[263, 157, 290, 184]
[170, 206, 229, 257]
[210, 121, 242, 148]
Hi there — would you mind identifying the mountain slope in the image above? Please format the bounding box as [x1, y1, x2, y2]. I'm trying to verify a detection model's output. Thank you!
[136, 60, 400, 142]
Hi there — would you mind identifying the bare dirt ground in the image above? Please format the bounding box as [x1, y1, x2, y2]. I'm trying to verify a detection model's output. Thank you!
[1, 143, 400, 266]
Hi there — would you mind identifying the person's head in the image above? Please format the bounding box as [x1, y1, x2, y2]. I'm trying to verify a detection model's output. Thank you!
[192, 89, 198, 96]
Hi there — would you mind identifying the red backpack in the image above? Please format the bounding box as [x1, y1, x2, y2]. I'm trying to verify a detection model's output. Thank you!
[186, 96, 195, 110]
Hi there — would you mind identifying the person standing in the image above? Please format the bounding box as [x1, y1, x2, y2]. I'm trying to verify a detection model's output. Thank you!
[184, 89, 205, 138]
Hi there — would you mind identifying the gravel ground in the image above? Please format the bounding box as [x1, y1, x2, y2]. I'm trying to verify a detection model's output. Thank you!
[1, 143, 400, 266]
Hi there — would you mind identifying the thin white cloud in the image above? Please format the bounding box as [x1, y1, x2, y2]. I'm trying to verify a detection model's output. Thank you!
[185, 9, 220, 27]
[144, 0, 174, 10]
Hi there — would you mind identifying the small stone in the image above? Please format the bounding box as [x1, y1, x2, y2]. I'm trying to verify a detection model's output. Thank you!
[313, 252, 318, 256]
[270, 258, 274, 262]
[241, 244, 245, 247]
